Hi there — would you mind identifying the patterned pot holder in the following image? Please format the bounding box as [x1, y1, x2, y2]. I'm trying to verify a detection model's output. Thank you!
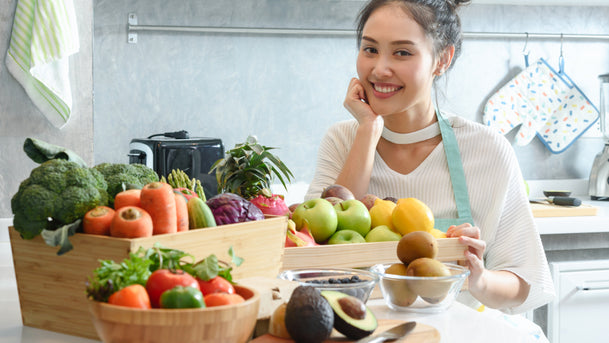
[483, 57, 598, 153]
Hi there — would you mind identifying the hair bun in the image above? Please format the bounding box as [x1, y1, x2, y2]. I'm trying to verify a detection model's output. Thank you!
[449, 0, 472, 10]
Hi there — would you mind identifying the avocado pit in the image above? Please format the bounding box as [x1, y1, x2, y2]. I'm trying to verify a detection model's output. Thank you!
[321, 290, 377, 340]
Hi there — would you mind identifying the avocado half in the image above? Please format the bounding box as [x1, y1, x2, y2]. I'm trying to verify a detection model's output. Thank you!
[321, 290, 378, 340]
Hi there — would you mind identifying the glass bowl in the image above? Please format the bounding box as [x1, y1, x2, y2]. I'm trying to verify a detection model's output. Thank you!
[370, 262, 469, 313]
[278, 267, 379, 303]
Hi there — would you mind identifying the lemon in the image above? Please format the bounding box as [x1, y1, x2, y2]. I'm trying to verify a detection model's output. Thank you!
[369, 198, 397, 232]
[392, 198, 434, 235]
[430, 228, 447, 239]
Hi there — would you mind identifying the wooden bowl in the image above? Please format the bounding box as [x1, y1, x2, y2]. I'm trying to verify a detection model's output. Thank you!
[88, 285, 260, 343]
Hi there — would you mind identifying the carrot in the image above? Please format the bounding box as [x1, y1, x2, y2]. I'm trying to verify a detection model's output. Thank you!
[175, 193, 189, 232]
[83, 206, 115, 235]
[140, 182, 177, 235]
[110, 206, 153, 238]
[108, 284, 151, 309]
[114, 189, 141, 210]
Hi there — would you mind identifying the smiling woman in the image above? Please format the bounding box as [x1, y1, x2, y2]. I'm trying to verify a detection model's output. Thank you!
[304, 0, 555, 328]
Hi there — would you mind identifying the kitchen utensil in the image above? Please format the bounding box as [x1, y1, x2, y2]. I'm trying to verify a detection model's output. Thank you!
[543, 190, 572, 197]
[530, 196, 581, 207]
[355, 321, 417, 343]
[589, 73, 609, 200]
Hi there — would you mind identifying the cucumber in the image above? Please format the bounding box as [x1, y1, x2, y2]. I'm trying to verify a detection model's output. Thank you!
[187, 197, 217, 229]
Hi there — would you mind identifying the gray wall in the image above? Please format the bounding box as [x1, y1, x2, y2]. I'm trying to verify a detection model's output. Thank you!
[0, 0, 93, 218]
[92, 0, 609, 184]
[2, 1, 609, 218]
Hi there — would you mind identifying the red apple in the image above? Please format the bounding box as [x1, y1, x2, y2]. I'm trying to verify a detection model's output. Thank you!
[321, 184, 355, 200]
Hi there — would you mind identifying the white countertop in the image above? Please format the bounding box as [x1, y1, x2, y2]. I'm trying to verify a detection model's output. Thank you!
[0, 241, 540, 343]
[1, 216, 543, 342]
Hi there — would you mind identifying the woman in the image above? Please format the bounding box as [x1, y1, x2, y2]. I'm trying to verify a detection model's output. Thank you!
[305, 0, 554, 314]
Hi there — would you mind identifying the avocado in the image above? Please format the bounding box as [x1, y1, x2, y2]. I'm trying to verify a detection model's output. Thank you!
[321, 290, 378, 340]
[284, 286, 334, 343]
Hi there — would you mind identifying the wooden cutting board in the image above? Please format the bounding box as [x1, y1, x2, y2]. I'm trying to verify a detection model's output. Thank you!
[531, 203, 598, 217]
[250, 319, 440, 343]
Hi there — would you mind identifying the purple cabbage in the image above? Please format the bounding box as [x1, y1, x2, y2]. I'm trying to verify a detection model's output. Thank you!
[206, 193, 264, 225]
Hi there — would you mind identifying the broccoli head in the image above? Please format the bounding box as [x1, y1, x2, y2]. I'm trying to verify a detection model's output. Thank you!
[93, 163, 159, 206]
[11, 159, 109, 239]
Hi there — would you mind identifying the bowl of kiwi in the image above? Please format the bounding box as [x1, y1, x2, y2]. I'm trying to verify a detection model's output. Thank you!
[277, 267, 379, 303]
[370, 261, 469, 313]
[370, 230, 470, 313]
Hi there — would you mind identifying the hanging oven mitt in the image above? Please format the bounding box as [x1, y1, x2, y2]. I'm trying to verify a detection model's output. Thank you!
[483, 58, 598, 153]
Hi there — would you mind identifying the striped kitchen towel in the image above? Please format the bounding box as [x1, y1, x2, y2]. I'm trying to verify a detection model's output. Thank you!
[5, 0, 79, 129]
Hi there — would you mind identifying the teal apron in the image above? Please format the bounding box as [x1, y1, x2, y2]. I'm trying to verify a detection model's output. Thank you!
[434, 111, 475, 232]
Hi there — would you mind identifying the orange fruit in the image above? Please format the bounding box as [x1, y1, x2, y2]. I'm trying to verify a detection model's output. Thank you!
[391, 198, 434, 235]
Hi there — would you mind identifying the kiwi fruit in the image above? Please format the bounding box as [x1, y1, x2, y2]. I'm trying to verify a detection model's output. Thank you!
[405, 257, 452, 300]
[382, 263, 417, 307]
[396, 231, 438, 266]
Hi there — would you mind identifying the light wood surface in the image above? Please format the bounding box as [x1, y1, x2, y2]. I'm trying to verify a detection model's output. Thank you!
[251, 319, 440, 342]
[89, 285, 259, 343]
[281, 238, 466, 271]
[531, 203, 598, 217]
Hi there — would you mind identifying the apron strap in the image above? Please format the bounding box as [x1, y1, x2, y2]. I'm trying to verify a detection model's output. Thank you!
[436, 111, 474, 228]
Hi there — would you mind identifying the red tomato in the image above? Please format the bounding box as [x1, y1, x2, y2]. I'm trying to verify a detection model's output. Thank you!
[204, 293, 245, 307]
[146, 269, 200, 308]
[197, 276, 235, 296]
[108, 284, 151, 309]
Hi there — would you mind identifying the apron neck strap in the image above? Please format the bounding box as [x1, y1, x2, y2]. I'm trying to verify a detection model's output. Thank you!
[436, 110, 473, 223]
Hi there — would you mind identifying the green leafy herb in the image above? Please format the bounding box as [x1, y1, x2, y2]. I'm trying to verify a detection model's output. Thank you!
[86, 245, 243, 302]
[86, 248, 153, 302]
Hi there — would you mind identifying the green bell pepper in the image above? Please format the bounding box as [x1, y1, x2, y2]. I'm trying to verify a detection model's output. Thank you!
[159, 286, 205, 309]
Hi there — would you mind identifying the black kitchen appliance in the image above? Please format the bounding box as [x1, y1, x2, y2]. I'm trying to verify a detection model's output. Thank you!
[128, 131, 224, 199]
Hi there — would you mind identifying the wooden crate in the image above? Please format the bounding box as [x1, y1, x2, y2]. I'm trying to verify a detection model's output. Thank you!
[8, 216, 287, 340]
[281, 238, 466, 271]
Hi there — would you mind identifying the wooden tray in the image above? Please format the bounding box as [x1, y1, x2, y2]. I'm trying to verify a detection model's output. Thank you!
[8, 216, 287, 340]
[281, 238, 466, 271]
[251, 319, 440, 342]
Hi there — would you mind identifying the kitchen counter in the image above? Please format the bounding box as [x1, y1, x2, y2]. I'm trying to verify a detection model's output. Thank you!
[534, 197, 609, 235]
[0, 253, 538, 343]
[0, 217, 542, 342]
[3, 179, 606, 343]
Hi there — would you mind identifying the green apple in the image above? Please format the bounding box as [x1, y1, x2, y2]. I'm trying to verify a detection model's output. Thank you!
[327, 229, 366, 244]
[365, 225, 401, 242]
[291, 198, 338, 243]
[334, 199, 372, 237]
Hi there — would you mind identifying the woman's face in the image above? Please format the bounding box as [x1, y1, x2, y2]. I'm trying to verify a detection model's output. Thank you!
[356, 3, 438, 117]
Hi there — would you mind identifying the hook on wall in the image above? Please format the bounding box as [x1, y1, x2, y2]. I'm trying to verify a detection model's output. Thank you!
[523, 32, 530, 66]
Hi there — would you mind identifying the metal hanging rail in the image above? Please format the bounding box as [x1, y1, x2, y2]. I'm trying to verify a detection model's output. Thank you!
[127, 13, 609, 44]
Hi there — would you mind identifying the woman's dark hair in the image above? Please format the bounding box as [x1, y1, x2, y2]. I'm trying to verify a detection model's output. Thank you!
[356, 0, 471, 69]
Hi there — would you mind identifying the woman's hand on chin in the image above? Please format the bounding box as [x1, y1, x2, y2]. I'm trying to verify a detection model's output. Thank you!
[344, 78, 384, 139]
